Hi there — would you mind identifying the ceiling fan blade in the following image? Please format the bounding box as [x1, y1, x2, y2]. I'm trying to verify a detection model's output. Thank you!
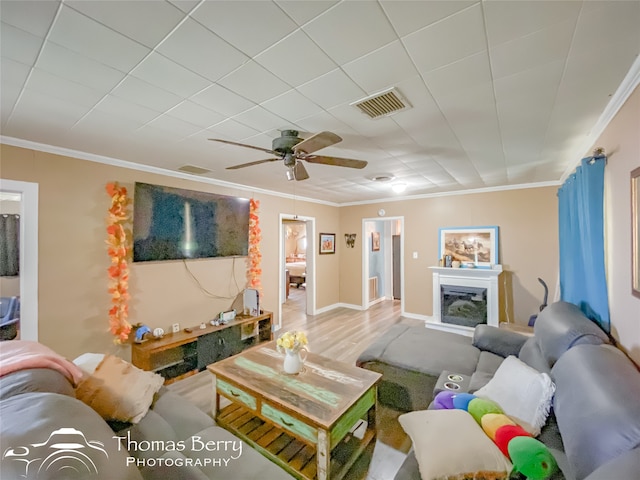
[209, 138, 276, 155]
[293, 131, 342, 154]
[226, 158, 280, 170]
[302, 155, 368, 169]
[293, 162, 309, 181]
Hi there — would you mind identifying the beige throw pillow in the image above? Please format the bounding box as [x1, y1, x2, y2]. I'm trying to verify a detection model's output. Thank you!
[399, 409, 512, 480]
[75, 354, 164, 424]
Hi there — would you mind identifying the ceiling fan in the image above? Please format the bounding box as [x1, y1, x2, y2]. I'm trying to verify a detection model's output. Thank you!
[208, 130, 368, 181]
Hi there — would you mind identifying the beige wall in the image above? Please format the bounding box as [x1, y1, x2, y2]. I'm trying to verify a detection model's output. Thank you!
[340, 186, 559, 324]
[597, 84, 640, 364]
[0, 144, 340, 359]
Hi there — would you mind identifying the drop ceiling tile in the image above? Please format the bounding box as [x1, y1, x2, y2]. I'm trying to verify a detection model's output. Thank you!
[206, 118, 260, 142]
[343, 40, 418, 93]
[73, 109, 147, 138]
[303, 1, 397, 65]
[297, 69, 365, 110]
[1, 22, 44, 66]
[483, 0, 581, 47]
[112, 76, 183, 112]
[66, 0, 184, 48]
[254, 30, 336, 87]
[0, 0, 59, 37]
[37, 41, 125, 92]
[381, 0, 475, 37]
[232, 106, 288, 133]
[218, 61, 290, 104]
[131, 52, 210, 98]
[275, 0, 339, 26]
[191, 84, 255, 117]
[48, 5, 150, 72]
[493, 60, 564, 109]
[294, 111, 357, 138]
[157, 18, 248, 82]
[490, 18, 574, 80]
[570, 1, 640, 58]
[1, 57, 30, 90]
[262, 89, 323, 123]
[95, 94, 160, 124]
[167, 1, 200, 14]
[167, 101, 225, 129]
[11, 89, 91, 129]
[26, 68, 104, 108]
[421, 51, 491, 99]
[403, 3, 485, 73]
[146, 114, 203, 137]
[193, 1, 297, 57]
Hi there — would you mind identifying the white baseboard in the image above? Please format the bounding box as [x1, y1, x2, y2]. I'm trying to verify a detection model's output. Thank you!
[314, 302, 364, 314]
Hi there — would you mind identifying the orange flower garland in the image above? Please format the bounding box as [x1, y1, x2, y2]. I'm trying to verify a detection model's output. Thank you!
[247, 198, 262, 296]
[105, 182, 132, 343]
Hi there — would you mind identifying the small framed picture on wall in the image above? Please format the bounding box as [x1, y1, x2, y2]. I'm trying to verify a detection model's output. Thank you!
[319, 233, 336, 254]
[372, 232, 381, 251]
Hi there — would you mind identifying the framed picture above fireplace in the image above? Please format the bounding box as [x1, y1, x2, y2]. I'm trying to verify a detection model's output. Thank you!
[439, 226, 499, 268]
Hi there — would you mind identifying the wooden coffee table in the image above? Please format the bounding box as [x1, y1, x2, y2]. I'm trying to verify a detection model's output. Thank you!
[207, 342, 382, 480]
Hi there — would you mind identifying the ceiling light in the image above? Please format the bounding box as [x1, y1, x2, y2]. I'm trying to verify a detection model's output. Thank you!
[369, 174, 395, 183]
[392, 183, 407, 193]
[286, 167, 295, 181]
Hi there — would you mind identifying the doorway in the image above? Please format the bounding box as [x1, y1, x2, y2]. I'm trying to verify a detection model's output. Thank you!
[279, 214, 315, 330]
[0, 179, 39, 341]
[362, 216, 404, 312]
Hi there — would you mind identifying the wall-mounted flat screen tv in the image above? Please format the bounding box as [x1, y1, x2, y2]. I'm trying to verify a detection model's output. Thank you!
[133, 182, 250, 262]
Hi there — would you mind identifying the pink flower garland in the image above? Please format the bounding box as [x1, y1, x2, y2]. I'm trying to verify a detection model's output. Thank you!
[248, 198, 262, 296]
[105, 183, 132, 343]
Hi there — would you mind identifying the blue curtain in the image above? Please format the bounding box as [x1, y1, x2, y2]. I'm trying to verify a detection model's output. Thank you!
[558, 156, 609, 332]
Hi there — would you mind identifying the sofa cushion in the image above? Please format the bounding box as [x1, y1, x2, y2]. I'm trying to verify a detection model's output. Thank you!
[518, 337, 552, 374]
[534, 302, 609, 367]
[476, 350, 504, 375]
[0, 368, 75, 400]
[150, 388, 216, 440]
[474, 356, 555, 436]
[358, 324, 478, 376]
[0, 392, 142, 479]
[398, 409, 512, 480]
[552, 344, 640, 480]
[473, 325, 528, 358]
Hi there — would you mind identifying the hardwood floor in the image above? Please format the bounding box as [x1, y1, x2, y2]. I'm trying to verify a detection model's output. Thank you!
[168, 287, 419, 480]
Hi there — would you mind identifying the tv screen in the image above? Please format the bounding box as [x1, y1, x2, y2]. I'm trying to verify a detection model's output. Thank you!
[132, 182, 250, 262]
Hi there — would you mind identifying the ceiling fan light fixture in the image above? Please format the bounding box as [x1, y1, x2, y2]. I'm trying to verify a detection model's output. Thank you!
[286, 167, 295, 181]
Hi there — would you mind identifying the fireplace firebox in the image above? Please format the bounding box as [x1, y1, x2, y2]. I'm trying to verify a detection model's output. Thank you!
[441, 285, 487, 328]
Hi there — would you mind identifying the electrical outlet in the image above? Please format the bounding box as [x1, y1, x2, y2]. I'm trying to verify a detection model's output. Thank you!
[172, 323, 180, 333]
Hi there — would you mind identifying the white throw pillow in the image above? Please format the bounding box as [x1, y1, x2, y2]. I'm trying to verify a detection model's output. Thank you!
[474, 355, 555, 436]
[73, 352, 105, 376]
[399, 409, 512, 480]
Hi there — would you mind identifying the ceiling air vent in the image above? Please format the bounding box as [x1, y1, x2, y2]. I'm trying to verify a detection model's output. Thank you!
[351, 88, 411, 119]
[178, 165, 211, 175]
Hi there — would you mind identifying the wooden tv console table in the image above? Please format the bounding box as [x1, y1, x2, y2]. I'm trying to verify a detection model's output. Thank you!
[131, 312, 272, 383]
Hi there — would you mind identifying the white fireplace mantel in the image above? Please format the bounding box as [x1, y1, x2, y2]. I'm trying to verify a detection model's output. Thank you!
[428, 265, 503, 335]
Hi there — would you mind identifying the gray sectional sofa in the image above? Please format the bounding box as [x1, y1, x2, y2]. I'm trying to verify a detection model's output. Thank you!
[357, 301, 640, 480]
[0, 363, 293, 479]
